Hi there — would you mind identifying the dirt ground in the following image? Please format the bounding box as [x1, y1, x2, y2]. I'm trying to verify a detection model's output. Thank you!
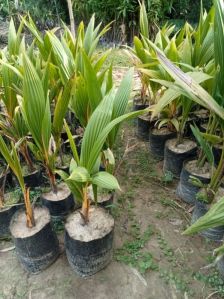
[0, 68, 223, 299]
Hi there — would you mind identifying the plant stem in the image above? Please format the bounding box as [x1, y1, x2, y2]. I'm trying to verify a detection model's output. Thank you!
[176, 131, 183, 146]
[14, 0, 18, 9]
[24, 187, 35, 228]
[67, 0, 76, 38]
[209, 145, 224, 194]
[47, 167, 57, 194]
[0, 193, 3, 209]
[59, 145, 64, 166]
[197, 151, 206, 168]
[21, 143, 35, 173]
[178, 114, 187, 146]
[207, 115, 218, 135]
[0, 186, 4, 209]
[80, 186, 90, 224]
[0, 165, 10, 208]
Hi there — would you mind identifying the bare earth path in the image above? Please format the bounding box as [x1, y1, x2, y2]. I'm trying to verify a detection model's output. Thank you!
[0, 67, 222, 299]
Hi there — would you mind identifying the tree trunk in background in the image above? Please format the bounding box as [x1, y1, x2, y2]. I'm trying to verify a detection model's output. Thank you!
[67, 0, 75, 38]
[14, 0, 19, 9]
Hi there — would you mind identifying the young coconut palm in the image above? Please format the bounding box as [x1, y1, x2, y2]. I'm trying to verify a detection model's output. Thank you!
[11, 52, 72, 194]
[0, 127, 60, 274]
[0, 19, 37, 174]
[19, 53, 55, 189]
[45, 31, 114, 170]
[57, 69, 146, 223]
[23, 15, 113, 135]
[128, 1, 176, 106]
[0, 136, 34, 227]
[58, 69, 147, 276]
[46, 24, 113, 128]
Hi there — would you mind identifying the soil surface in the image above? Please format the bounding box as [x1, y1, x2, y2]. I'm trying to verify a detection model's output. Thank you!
[65, 207, 114, 242]
[214, 188, 224, 203]
[2, 191, 21, 207]
[152, 127, 173, 135]
[42, 183, 71, 202]
[194, 109, 209, 120]
[97, 192, 113, 204]
[0, 68, 223, 299]
[0, 20, 9, 48]
[167, 138, 197, 153]
[10, 207, 50, 238]
[185, 160, 211, 179]
[138, 113, 151, 121]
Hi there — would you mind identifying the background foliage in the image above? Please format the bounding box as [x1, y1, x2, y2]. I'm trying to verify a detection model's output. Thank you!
[0, 0, 213, 42]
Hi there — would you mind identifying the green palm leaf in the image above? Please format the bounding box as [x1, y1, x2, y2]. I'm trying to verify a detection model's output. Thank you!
[183, 197, 224, 235]
[92, 171, 120, 190]
[0, 136, 25, 193]
[149, 44, 224, 120]
[108, 68, 134, 147]
[21, 53, 51, 152]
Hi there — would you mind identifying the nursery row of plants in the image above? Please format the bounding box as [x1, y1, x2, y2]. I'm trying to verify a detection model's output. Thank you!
[0, 0, 224, 280]
[133, 0, 224, 277]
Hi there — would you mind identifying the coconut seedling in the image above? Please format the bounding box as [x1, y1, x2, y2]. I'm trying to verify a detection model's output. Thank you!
[10, 51, 76, 218]
[128, 2, 177, 140]
[0, 20, 41, 186]
[148, 65, 211, 173]
[0, 134, 59, 272]
[176, 125, 216, 204]
[25, 15, 113, 154]
[47, 16, 113, 126]
[0, 93, 41, 187]
[0, 161, 20, 238]
[147, 101, 178, 159]
[186, 127, 224, 243]
[0, 135, 34, 234]
[57, 69, 146, 276]
[46, 29, 114, 174]
[182, 194, 224, 277]
[129, 1, 175, 108]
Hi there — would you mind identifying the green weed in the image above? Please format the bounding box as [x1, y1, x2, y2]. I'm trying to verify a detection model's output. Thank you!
[115, 225, 158, 274]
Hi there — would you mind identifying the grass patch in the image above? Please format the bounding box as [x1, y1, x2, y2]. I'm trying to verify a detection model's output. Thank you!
[95, 47, 132, 68]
